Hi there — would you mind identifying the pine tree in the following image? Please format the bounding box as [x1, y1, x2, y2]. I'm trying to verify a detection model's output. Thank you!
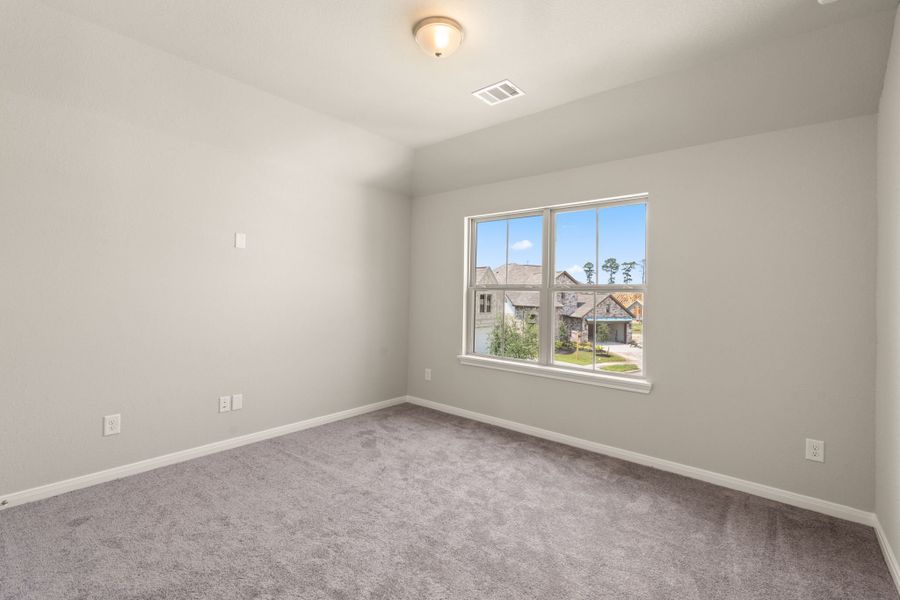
[621, 261, 637, 284]
[601, 258, 619, 284]
[583, 261, 595, 284]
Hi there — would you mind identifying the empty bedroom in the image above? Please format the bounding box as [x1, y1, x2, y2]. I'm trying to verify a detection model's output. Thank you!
[3, 1, 900, 598]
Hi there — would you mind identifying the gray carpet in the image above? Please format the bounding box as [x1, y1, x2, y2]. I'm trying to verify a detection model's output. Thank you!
[1, 403, 896, 600]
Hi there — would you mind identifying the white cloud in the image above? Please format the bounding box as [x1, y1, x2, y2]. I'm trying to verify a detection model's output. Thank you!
[510, 239, 533, 251]
[567, 264, 584, 273]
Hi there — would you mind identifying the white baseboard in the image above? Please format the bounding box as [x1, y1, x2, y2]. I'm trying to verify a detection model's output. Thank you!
[0, 396, 407, 511]
[875, 516, 900, 592]
[405, 395, 875, 526]
[4, 393, 896, 594]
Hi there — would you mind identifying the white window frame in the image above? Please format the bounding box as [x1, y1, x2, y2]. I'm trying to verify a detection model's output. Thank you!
[459, 193, 651, 394]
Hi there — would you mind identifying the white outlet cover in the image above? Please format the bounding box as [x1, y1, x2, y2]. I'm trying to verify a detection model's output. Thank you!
[425, 368, 432, 381]
[219, 395, 231, 413]
[232, 393, 243, 411]
[805, 438, 825, 462]
[235, 232, 247, 249]
[103, 414, 121, 436]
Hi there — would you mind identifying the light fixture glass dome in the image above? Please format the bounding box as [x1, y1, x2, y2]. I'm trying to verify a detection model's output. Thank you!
[413, 17, 463, 58]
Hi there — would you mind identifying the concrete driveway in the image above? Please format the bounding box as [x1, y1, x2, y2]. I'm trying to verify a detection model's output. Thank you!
[599, 341, 643, 364]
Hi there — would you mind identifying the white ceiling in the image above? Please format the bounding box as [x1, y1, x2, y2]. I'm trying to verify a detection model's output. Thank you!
[414, 12, 894, 195]
[39, 0, 898, 148]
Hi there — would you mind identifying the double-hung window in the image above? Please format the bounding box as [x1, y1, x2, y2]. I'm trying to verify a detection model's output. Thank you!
[462, 194, 649, 393]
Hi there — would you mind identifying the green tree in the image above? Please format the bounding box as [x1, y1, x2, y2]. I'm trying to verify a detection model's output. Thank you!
[557, 321, 569, 342]
[595, 322, 611, 343]
[556, 320, 573, 352]
[583, 261, 595, 284]
[621, 261, 638, 284]
[489, 316, 539, 359]
[601, 258, 619, 284]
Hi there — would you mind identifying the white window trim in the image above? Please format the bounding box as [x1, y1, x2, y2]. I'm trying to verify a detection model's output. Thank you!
[461, 192, 651, 394]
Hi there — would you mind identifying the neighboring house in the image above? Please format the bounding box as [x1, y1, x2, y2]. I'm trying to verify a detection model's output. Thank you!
[473, 267, 501, 353]
[494, 263, 579, 324]
[493, 263, 578, 287]
[493, 264, 581, 325]
[473, 264, 637, 351]
[564, 293, 635, 344]
[626, 301, 643, 320]
[609, 292, 643, 321]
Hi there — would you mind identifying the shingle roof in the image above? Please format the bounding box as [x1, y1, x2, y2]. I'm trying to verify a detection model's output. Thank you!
[569, 294, 636, 319]
[475, 265, 640, 319]
[612, 292, 643, 309]
[569, 301, 594, 319]
[493, 263, 542, 285]
[490, 263, 580, 286]
[474, 266, 498, 285]
[499, 264, 571, 308]
[505, 291, 542, 308]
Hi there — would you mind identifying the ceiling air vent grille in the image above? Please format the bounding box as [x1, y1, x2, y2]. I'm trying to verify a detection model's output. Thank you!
[472, 80, 525, 106]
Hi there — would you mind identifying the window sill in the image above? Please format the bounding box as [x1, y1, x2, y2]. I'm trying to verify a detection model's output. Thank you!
[457, 355, 652, 394]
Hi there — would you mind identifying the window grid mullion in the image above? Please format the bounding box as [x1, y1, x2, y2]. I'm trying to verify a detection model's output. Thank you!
[592, 292, 597, 372]
[539, 207, 552, 365]
[465, 217, 477, 354]
[595, 207, 600, 286]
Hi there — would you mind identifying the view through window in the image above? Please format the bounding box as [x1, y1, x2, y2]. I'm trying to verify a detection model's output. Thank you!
[468, 196, 647, 378]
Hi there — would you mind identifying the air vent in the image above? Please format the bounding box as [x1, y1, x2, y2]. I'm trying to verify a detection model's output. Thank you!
[472, 80, 525, 106]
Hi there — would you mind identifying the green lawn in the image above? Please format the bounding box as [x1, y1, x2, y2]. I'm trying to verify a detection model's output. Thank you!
[599, 364, 640, 373]
[554, 351, 628, 366]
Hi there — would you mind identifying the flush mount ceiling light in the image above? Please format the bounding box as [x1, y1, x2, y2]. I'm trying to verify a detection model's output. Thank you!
[413, 16, 463, 58]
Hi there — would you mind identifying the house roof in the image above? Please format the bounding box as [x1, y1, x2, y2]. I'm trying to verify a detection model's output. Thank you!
[474, 266, 498, 285]
[488, 263, 580, 286]
[585, 317, 634, 322]
[612, 292, 643, 309]
[475, 265, 631, 312]
[569, 301, 593, 319]
[556, 271, 580, 285]
[493, 263, 540, 285]
[505, 291, 543, 309]
[501, 264, 575, 309]
[569, 293, 636, 320]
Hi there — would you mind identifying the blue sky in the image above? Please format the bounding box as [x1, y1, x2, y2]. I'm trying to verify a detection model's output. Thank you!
[476, 203, 646, 284]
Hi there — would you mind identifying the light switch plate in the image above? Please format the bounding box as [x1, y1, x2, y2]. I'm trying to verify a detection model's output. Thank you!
[231, 393, 243, 411]
[235, 233, 246, 249]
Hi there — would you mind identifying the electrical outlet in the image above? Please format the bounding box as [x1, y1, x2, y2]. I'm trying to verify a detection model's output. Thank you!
[805, 438, 825, 462]
[231, 393, 243, 411]
[219, 395, 231, 413]
[425, 368, 432, 381]
[103, 414, 121, 436]
[235, 232, 246, 249]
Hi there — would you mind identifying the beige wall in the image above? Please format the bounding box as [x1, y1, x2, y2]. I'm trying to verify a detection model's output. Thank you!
[0, 1, 412, 496]
[408, 116, 877, 510]
[877, 6, 900, 572]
